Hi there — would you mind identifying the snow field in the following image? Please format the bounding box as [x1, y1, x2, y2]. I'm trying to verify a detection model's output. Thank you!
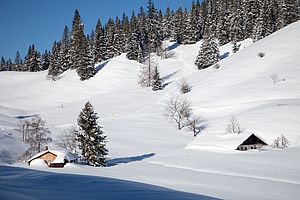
[0, 21, 300, 199]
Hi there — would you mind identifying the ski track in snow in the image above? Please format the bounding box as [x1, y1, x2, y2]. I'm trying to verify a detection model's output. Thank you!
[148, 161, 300, 185]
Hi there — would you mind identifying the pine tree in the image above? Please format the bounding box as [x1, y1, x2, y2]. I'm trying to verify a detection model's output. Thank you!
[48, 41, 63, 77]
[76, 36, 96, 81]
[70, 9, 86, 70]
[146, 0, 162, 53]
[152, 66, 163, 91]
[174, 7, 184, 44]
[253, 1, 266, 41]
[104, 18, 115, 59]
[93, 19, 106, 63]
[244, 0, 260, 39]
[138, 6, 148, 60]
[60, 26, 71, 71]
[190, 0, 202, 42]
[23, 44, 41, 72]
[41, 50, 50, 70]
[195, 35, 219, 70]
[0, 56, 5, 71]
[126, 12, 140, 60]
[6, 59, 13, 71]
[182, 8, 197, 44]
[230, 5, 245, 42]
[113, 17, 123, 57]
[162, 7, 173, 40]
[76, 102, 108, 167]
[121, 12, 130, 52]
[14, 51, 23, 71]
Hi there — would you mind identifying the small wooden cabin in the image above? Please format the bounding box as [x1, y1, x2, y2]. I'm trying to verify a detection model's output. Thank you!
[236, 134, 268, 151]
[27, 150, 77, 168]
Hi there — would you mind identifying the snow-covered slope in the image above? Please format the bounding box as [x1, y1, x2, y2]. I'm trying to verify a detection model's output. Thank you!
[0, 21, 300, 200]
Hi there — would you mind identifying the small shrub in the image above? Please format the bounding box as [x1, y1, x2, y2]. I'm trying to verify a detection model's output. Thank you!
[257, 52, 265, 58]
[178, 79, 192, 94]
[270, 73, 285, 85]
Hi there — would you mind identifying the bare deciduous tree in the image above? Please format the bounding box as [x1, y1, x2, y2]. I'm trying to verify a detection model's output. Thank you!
[19, 116, 52, 158]
[61, 126, 77, 152]
[273, 135, 289, 148]
[185, 115, 203, 137]
[15, 120, 28, 142]
[225, 116, 244, 134]
[164, 96, 192, 130]
[138, 53, 158, 87]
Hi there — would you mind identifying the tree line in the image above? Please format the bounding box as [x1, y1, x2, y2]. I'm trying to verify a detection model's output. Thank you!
[1, 0, 299, 80]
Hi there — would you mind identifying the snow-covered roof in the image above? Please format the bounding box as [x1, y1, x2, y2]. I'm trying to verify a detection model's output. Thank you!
[27, 149, 77, 164]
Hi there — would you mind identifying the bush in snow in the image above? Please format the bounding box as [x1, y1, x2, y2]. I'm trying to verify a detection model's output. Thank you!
[270, 73, 285, 85]
[273, 135, 289, 148]
[257, 52, 265, 58]
[76, 102, 108, 167]
[225, 116, 244, 134]
[213, 63, 221, 69]
[178, 79, 192, 94]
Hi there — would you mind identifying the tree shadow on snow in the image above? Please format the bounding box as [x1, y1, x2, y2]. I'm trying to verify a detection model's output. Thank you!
[220, 52, 229, 60]
[107, 153, 155, 167]
[167, 42, 180, 51]
[95, 60, 109, 73]
[15, 114, 37, 119]
[194, 123, 208, 137]
[161, 70, 179, 89]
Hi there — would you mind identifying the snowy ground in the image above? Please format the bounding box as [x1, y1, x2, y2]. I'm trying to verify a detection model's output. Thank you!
[0, 22, 300, 199]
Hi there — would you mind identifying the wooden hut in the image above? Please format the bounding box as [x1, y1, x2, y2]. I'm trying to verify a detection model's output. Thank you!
[236, 134, 268, 151]
[27, 150, 77, 168]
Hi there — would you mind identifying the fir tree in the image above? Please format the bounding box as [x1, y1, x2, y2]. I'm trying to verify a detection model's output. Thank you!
[146, 0, 162, 53]
[174, 7, 184, 44]
[41, 50, 50, 71]
[48, 41, 63, 77]
[152, 66, 163, 91]
[113, 17, 123, 56]
[93, 19, 106, 63]
[195, 35, 219, 69]
[104, 18, 115, 59]
[126, 12, 140, 60]
[76, 36, 96, 81]
[76, 102, 108, 167]
[14, 51, 22, 71]
[70, 9, 86, 70]
[60, 26, 71, 71]
[24, 44, 41, 72]
[6, 59, 13, 71]
[0, 56, 6, 71]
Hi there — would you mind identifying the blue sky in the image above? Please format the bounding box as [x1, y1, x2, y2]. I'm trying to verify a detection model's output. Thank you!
[0, 0, 192, 60]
